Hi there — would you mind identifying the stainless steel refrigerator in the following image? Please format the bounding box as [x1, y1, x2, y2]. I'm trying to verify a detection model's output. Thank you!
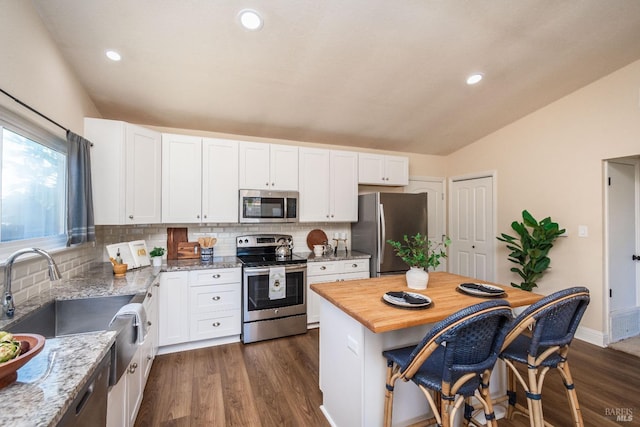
[351, 192, 428, 277]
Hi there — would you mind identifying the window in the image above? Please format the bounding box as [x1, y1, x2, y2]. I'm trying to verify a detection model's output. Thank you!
[0, 106, 68, 256]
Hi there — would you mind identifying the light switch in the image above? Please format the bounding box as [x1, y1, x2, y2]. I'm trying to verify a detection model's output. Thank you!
[578, 225, 588, 237]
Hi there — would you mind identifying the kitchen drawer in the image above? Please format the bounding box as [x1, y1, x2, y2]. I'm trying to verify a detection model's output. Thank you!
[307, 261, 342, 276]
[188, 268, 241, 286]
[190, 310, 241, 341]
[189, 284, 240, 313]
[338, 271, 370, 281]
[341, 260, 369, 274]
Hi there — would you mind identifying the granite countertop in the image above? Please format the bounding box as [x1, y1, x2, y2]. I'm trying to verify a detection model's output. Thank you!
[302, 250, 371, 262]
[0, 257, 243, 426]
[2, 331, 117, 427]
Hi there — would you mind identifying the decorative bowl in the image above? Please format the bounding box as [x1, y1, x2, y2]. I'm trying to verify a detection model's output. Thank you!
[113, 263, 128, 277]
[0, 333, 46, 389]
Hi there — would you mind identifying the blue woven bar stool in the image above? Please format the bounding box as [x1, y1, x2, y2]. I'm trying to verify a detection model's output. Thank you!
[499, 287, 590, 427]
[382, 300, 512, 427]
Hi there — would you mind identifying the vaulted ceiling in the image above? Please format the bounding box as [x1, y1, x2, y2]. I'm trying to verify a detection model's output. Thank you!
[33, 0, 640, 155]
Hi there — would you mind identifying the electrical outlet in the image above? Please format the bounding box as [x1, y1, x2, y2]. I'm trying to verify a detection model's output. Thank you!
[578, 225, 588, 237]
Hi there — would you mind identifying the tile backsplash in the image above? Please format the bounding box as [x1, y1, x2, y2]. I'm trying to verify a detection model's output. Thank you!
[96, 222, 353, 260]
[2, 222, 354, 307]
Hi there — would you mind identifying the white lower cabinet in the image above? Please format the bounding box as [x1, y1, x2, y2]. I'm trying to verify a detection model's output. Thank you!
[107, 281, 159, 427]
[158, 268, 242, 349]
[307, 259, 369, 324]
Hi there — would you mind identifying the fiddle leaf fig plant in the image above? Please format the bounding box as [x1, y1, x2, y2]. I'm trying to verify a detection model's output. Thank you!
[387, 233, 451, 271]
[496, 210, 565, 291]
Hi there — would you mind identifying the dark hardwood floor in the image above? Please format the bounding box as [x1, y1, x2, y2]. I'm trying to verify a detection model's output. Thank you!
[135, 329, 639, 427]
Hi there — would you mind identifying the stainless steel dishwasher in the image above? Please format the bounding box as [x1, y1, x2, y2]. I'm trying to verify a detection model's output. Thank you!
[57, 351, 111, 427]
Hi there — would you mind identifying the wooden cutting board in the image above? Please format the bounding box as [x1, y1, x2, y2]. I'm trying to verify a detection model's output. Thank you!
[167, 227, 188, 260]
[177, 242, 201, 259]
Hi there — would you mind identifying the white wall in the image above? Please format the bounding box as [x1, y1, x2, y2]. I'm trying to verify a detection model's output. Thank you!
[446, 58, 640, 337]
[0, 1, 102, 303]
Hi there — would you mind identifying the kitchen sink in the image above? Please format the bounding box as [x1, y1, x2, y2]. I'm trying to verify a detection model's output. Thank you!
[8, 293, 145, 385]
[7, 294, 138, 337]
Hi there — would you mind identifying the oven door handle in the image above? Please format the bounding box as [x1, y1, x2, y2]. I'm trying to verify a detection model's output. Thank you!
[244, 264, 307, 276]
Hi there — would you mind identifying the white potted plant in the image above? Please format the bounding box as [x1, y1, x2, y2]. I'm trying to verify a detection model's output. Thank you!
[387, 234, 450, 289]
[149, 247, 165, 267]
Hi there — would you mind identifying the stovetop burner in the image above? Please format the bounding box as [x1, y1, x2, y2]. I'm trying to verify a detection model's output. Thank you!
[237, 253, 307, 268]
[236, 234, 307, 268]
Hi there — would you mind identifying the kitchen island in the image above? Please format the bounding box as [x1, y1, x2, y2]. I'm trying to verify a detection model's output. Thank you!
[311, 272, 542, 427]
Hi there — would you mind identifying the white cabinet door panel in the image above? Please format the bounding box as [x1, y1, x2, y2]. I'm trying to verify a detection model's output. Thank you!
[202, 138, 239, 222]
[239, 141, 270, 189]
[330, 150, 358, 222]
[161, 134, 202, 223]
[299, 148, 331, 221]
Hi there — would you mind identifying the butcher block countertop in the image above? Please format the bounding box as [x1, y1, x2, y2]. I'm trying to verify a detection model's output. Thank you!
[310, 272, 543, 333]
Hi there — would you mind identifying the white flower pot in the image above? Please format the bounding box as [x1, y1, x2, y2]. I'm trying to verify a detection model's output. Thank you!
[152, 257, 162, 267]
[406, 267, 429, 290]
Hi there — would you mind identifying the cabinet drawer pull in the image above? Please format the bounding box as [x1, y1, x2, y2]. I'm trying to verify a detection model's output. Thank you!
[212, 296, 221, 301]
[212, 322, 221, 327]
[212, 274, 221, 279]
[320, 266, 326, 270]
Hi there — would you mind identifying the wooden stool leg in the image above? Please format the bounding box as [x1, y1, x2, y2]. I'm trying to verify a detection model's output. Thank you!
[557, 359, 584, 427]
[526, 364, 541, 427]
[383, 362, 397, 427]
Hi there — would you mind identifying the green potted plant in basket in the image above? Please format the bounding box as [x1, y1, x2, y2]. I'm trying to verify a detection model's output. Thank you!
[387, 233, 451, 289]
[149, 247, 165, 267]
[496, 210, 565, 291]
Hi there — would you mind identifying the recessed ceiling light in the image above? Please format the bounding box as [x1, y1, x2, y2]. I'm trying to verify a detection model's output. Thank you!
[106, 50, 121, 61]
[466, 73, 483, 85]
[238, 9, 263, 31]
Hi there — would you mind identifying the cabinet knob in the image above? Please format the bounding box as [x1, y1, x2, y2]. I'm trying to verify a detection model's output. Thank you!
[320, 266, 326, 270]
[212, 274, 221, 279]
[212, 296, 221, 301]
[196, 214, 200, 219]
[266, 182, 270, 186]
[147, 321, 152, 326]
[129, 362, 138, 373]
[352, 264, 358, 268]
[147, 292, 152, 298]
[212, 322, 221, 327]
[271, 182, 275, 186]
[147, 355, 153, 361]
[129, 215, 134, 219]
[204, 214, 207, 219]
[331, 214, 334, 218]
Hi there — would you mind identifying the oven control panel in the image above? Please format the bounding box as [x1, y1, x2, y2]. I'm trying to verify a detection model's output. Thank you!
[236, 234, 293, 248]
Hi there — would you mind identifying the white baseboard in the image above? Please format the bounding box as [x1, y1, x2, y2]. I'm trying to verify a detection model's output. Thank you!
[575, 325, 606, 347]
[157, 335, 241, 355]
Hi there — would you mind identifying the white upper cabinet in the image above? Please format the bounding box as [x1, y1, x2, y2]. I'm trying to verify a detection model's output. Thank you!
[162, 134, 239, 223]
[239, 141, 298, 190]
[299, 148, 358, 222]
[358, 153, 409, 186]
[162, 133, 202, 223]
[85, 118, 161, 225]
[202, 138, 239, 223]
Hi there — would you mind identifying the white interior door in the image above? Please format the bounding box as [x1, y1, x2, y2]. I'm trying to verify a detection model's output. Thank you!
[406, 177, 446, 271]
[449, 176, 494, 281]
[607, 160, 640, 342]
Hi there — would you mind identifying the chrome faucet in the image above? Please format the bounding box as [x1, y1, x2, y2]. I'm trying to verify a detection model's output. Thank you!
[3, 248, 61, 319]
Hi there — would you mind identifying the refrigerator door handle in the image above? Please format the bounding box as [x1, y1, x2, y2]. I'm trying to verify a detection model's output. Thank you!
[379, 203, 386, 264]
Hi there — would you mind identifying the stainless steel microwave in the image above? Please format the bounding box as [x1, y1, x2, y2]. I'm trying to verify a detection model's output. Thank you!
[239, 190, 299, 223]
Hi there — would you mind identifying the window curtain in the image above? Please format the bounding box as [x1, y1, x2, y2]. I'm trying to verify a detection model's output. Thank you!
[66, 131, 95, 245]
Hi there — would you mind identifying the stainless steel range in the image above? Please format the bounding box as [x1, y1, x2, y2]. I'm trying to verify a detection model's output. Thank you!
[237, 234, 307, 343]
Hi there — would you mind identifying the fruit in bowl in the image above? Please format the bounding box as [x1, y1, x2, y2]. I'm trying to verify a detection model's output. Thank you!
[0, 331, 45, 388]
